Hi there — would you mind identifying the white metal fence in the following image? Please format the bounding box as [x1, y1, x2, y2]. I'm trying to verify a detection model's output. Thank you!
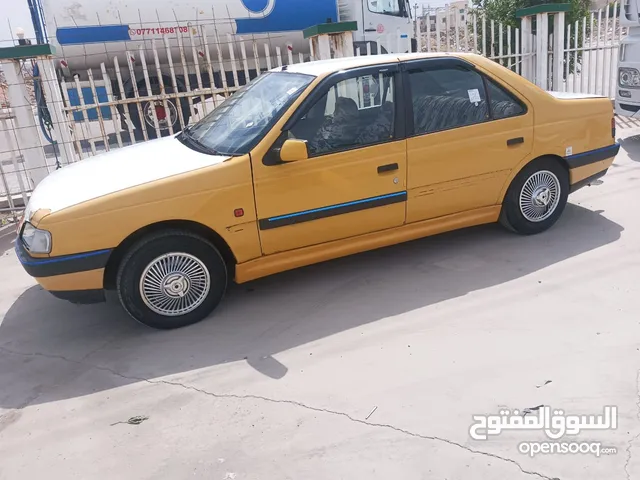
[416, 3, 626, 95]
[562, 5, 625, 97]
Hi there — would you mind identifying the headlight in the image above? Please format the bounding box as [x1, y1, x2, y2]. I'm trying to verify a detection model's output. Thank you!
[21, 222, 52, 254]
[619, 68, 640, 88]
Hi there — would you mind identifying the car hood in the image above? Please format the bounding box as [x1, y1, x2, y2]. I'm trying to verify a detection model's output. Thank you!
[24, 135, 230, 222]
[547, 91, 607, 99]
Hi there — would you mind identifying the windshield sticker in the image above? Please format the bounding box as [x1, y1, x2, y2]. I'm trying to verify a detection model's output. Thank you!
[286, 87, 299, 95]
[468, 88, 481, 103]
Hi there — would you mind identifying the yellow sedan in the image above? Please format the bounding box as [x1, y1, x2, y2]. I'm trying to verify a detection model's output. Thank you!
[16, 52, 619, 329]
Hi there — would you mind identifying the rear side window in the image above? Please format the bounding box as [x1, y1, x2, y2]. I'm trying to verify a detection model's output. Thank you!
[485, 79, 525, 119]
[408, 67, 490, 135]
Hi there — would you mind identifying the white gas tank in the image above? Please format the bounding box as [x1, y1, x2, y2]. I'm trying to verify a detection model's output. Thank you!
[43, 0, 341, 71]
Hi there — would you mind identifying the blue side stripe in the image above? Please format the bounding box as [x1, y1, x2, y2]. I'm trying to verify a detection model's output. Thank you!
[57, 26, 131, 45]
[268, 191, 407, 222]
[17, 248, 112, 267]
[565, 143, 619, 160]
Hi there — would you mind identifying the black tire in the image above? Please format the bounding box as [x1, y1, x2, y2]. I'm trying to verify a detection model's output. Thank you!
[127, 77, 191, 140]
[500, 157, 569, 235]
[116, 230, 227, 329]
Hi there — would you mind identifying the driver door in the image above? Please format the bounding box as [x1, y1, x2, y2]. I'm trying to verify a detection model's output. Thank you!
[251, 64, 407, 255]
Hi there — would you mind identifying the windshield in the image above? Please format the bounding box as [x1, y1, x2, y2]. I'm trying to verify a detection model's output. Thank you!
[180, 72, 314, 156]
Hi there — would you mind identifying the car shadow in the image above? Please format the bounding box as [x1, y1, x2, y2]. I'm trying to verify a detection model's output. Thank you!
[618, 134, 640, 162]
[0, 204, 624, 409]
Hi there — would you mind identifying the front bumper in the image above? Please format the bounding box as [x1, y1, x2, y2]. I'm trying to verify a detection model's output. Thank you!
[15, 239, 111, 304]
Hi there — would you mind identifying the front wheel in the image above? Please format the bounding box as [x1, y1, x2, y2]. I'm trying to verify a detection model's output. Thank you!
[500, 157, 569, 235]
[116, 230, 227, 329]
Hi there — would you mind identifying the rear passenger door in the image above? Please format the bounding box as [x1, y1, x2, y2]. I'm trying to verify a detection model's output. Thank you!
[252, 64, 408, 255]
[403, 57, 533, 222]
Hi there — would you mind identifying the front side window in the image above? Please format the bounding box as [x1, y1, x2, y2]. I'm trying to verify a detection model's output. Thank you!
[408, 66, 489, 135]
[288, 71, 396, 156]
[180, 71, 313, 156]
[368, 0, 408, 17]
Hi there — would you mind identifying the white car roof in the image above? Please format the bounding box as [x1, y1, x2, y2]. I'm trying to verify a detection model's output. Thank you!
[270, 54, 400, 76]
[271, 52, 464, 77]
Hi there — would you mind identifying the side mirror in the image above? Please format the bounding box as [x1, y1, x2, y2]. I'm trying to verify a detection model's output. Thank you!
[280, 139, 308, 163]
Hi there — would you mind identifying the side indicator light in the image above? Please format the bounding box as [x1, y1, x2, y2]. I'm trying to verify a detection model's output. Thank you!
[234, 208, 244, 218]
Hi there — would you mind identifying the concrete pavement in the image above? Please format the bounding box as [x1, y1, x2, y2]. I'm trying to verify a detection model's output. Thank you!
[1, 129, 640, 479]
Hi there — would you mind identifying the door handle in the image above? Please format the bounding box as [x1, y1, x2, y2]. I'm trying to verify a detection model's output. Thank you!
[507, 137, 524, 146]
[378, 163, 399, 173]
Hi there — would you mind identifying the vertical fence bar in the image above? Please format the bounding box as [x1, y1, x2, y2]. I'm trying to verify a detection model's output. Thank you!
[581, 17, 588, 93]
[188, 27, 207, 116]
[602, 6, 610, 96]
[60, 79, 85, 157]
[595, 9, 603, 95]
[515, 27, 520, 74]
[445, 11, 450, 50]
[201, 26, 217, 107]
[565, 24, 571, 92]
[239, 40, 251, 82]
[264, 44, 272, 70]
[100, 63, 123, 149]
[609, 2, 619, 98]
[177, 29, 196, 120]
[138, 47, 162, 139]
[253, 41, 262, 75]
[227, 34, 241, 87]
[454, 9, 460, 51]
[473, 13, 478, 53]
[114, 57, 137, 145]
[151, 40, 174, 136]
[464, 10, 469, 51]
[436, 11, 441, 51]
[299, 52, 304, 63]
[163, 36, 187, 130]
[275, 46, 283, 66]
[213, 32, 228, 96]
[482, 15, 487, 56]
[126, 51, 150, 142]
[87, 68, 111, 150]
[491, 20, 496, 58]
[73, 75, 98, 154]
[573, 21, 579, 93]
[589, 12, 596, 93]
[499, 23, 504, 65]
[287, 44, 294, 64]
[507, 25, 512, 68]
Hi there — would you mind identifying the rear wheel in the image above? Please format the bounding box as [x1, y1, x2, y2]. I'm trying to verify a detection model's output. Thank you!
[500, 157, 569, 235]
[116, 230, 227, 329]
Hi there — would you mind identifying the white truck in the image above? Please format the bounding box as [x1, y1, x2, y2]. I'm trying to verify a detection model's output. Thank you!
[616, 0, 640, 117]
[27, 0, 416, 138]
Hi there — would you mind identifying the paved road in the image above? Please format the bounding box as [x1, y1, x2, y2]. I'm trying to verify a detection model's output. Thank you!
[1, 127, 640, 479]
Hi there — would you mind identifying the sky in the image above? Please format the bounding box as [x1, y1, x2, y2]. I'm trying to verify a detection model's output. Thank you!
[2, 1, 35, 46]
